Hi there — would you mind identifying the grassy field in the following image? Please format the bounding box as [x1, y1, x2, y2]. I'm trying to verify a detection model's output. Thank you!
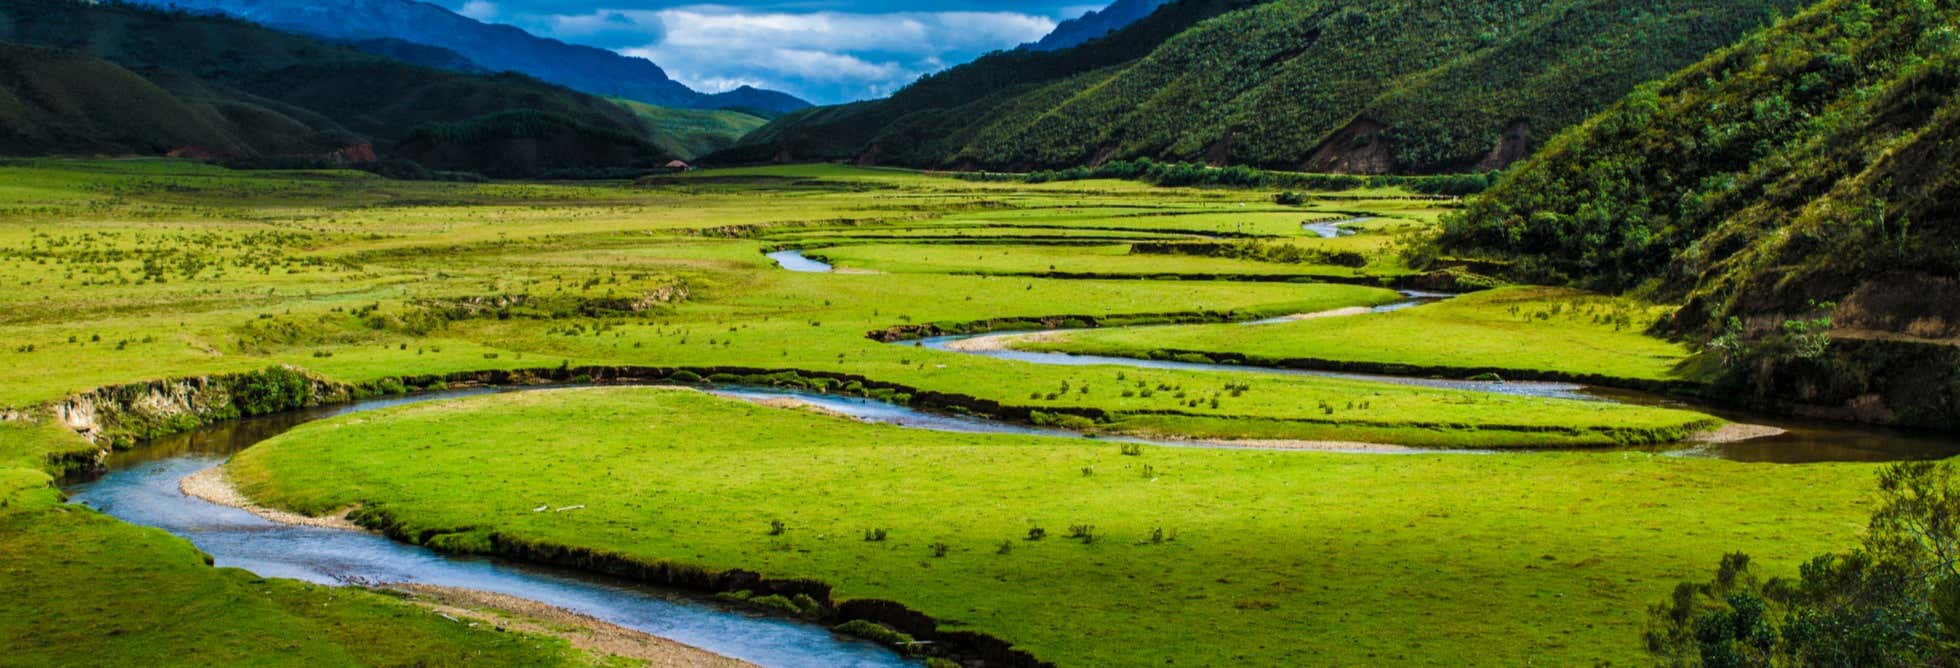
[1024, 287, 1702, 385]
[229, 388, 1882, 666]
[0, 159, 1784, 666]
[0, 422, 597, 667]
[0, 160, 1708, 447]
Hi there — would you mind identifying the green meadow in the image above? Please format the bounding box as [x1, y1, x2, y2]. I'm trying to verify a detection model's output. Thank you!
[0, 159, 1886, 665]
[229, 388, 1878, 666]
[1023, 287, 1701, 385]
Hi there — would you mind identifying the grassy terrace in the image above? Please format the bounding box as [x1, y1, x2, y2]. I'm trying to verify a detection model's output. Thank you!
[229, 388, 1877, 666]
[1022, 287, 1703, 386]
[0, 159, 1833, 666]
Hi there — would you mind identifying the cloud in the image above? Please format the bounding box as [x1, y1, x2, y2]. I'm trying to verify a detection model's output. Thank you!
[504, 5, 1059, 103]
[456, 0, 498, 21]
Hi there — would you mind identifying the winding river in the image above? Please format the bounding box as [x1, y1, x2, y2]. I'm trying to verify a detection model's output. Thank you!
[53, 250, 1960, 667]
[768, 250, 833, 273]
[759, 247, 1960, 461]
[64, 388, 922, 668]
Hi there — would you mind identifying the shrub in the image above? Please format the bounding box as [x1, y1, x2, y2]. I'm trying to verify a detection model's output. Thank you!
[835, 620, 914, 646]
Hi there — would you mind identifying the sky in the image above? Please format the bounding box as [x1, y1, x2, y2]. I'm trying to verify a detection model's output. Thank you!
[424, 1, 1107, 104]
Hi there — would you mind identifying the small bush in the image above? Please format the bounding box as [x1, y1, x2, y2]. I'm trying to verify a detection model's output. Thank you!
[835, 620, 914, 646]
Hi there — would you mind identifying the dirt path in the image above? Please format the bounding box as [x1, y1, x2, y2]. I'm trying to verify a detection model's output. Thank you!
[390, 584, 755, 667]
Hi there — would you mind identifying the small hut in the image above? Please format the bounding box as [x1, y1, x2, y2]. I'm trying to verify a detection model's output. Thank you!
[664, 160, 693, 171]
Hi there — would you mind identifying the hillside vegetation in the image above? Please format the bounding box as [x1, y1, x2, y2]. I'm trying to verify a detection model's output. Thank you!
[0, 0, 682, 176]
[614, 100, 769, 161]
[1441, 0, 1960, 427]
[725, 0, 1799, 173]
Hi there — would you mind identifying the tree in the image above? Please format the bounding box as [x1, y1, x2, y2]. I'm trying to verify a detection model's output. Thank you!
[1649, 462, 1960, 666]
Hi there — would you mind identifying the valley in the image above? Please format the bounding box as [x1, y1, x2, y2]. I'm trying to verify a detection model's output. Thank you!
[0, 158, 1949, 666]
[4, 0, 1960, 665]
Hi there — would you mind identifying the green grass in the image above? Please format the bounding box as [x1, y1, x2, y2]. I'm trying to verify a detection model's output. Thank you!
[0, 161, 1707, 448]
[230, 387, 1881, 666]
[1027, 287, 1700, 384]
[613, 99, 769, 160]
[0, 159, 1754, 666]
[0, 422, 593, 668]
[809, 243, 1379, 279]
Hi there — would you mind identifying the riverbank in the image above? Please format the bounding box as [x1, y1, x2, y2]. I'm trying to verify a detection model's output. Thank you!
[390, 585, 756, 668]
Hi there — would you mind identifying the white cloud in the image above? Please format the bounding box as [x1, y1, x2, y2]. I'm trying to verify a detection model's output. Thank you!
[533, 5, 1057, 102]
[457, 0, 499, 21]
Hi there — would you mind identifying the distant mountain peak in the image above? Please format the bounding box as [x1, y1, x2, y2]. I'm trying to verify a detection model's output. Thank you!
[1023, 0, 1174, 52]
[125, 0, 811, 114]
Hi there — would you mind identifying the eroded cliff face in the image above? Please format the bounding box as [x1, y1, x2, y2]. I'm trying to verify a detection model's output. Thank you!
[49, 367, 351, 448]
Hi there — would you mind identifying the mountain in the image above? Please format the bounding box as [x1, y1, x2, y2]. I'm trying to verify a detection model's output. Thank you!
[125, 0, 811, 115]
[722, 0, 1800, 174]
[0, 0, 673, 176]
[702, 86, 810, 117]
[717, 0, 1260, 165]
[1023, 0, 1173, 52]
[344, 37, 486, 74]
[0, 43, 324, 157]
[1439, 0, 1960, 428]
[613, 100, 768, 162]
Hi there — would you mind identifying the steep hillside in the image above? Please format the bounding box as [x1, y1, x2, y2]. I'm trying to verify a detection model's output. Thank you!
[726, 0, 1798, 173]
[0, 0, 674, 175]
[1441, 0, 1960, 428]
[0, 44, 333, 157]
[718, 0, 1261, 164]
[1023, 0, 1174, 52]
[127, 0, 811, 114]
[345, 37, 486, 74]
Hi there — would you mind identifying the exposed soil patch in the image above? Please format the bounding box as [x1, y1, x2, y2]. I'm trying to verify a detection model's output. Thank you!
[389, 584, 754, 667]
[180, 466, 360, 530]
[1302, 118, 1394, 174]
[1690, 422, 1788, 444]
[1204, 439, 1419, 453]
[1250, 307, 1373, 323]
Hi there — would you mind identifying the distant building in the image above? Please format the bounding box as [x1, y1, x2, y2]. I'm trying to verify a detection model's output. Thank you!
[665, 160, 694, 171]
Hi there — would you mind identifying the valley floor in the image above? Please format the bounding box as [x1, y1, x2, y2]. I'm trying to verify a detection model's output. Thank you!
[0, 160, 1910, 665]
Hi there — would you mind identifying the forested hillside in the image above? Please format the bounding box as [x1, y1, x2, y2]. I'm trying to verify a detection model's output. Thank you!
[0, 0, 677, 176]
[724, 0, 1800, 173]
[1441, 0, 1960, 427]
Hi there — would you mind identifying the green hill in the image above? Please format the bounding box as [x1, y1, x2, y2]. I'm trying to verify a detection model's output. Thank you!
[721, 0, 1799, 173]
[0, 0, 674, 176]
[1440, 0, 1960, 428]
[613, 100, 768, 161]
[0, 44, 324, 157]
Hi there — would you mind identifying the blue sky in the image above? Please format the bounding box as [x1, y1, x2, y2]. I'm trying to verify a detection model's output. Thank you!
[424, 1, 1107, 103]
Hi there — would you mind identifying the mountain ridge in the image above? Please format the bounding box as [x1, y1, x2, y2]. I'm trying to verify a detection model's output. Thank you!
[1023, 0, 1174, 52]
[125, 0, 811, 114]
[725, 0, 1800, 175]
